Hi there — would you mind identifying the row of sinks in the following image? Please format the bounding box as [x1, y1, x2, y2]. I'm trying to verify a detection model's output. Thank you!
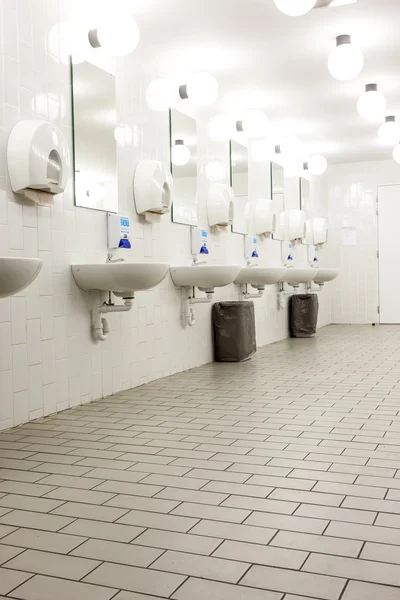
[0, 258, 339, 301]
[72, 263, 339, 295]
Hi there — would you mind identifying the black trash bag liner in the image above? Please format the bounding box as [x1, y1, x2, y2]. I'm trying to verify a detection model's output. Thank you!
[290, 294, 319, 338]
[212, 301, 256, 362]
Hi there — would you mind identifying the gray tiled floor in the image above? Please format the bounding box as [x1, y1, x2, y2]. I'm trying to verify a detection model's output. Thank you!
[1, 325, 400, 599]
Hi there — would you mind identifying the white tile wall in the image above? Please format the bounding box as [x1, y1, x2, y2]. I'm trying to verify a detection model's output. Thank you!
[327, 160, 400, 324]
[0, 0, 331, 430]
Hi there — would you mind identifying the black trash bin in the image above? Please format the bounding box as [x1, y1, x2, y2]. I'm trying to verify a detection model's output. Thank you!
[290, 294, 319, 338]
[212, 301, 256, 362]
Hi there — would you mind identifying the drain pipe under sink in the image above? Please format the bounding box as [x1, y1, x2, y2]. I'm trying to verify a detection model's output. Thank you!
[93, 296, 133, 341]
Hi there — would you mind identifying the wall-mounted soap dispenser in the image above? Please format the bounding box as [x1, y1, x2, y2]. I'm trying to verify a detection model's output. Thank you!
[191, 227, 208, 262]
[7, 120, 70, 205]
[207, 183, 235, 228]
[133, 160, 173, 221]
[107, 213, 131, 249]
[244, 235, 258, 265]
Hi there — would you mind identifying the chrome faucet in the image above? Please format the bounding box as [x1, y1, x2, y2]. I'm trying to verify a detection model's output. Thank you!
[246, 260, 259, 267]
[192, 259, 207, 266]
[106, 253, 124, 264]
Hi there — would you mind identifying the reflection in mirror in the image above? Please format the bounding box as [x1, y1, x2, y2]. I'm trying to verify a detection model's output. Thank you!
[300, 177, 310, 212]
[230, 140, 248, 234]
[170, 109, 198, 226]
[271, 162, 285, 240]
[71, 59, 118, 212]
[301, 177, 312, 246]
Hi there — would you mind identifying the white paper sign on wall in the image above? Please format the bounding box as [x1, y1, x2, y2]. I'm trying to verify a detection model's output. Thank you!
[342, 226, 357, 246]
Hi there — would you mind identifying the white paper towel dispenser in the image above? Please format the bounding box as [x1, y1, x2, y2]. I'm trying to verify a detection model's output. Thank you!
[280, 209, 307, 242]
[133, 160, 173, 219]
[245, 198, 276, 238]
[313, 217, 328, 245]
[7, 120, 70, 205]
[207, 183, 235, 227]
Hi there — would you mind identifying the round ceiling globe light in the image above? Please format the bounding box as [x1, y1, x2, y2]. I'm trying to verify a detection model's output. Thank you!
[171, 140, 191, 166]
[251, 139, 274, 163]
[378, 116, 400, 146]
[308, 154, 328, 175]
[237, 110, 268, 138]
[273, 0, 317, 16]
[88, 15, 140, 57]
[146, 79, 173, 111]
[284, 157, 303, 178]
[328, 35, 364, 81]
[357, 84, 386, 123]
[280, 135, 306, 159]
[180, 72, 219, 107]
[393, 144, 400, 165]
[208, 115, 235, 141]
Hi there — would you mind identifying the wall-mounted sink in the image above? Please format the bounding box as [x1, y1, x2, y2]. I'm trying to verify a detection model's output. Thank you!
[71, 262, 169, 296]
[170, 264, 241, 293]
[314, 268, 340, 284]
[282, 267, 317, 286]
[235, 267, 287, 289]
[0, 257, 42, 299]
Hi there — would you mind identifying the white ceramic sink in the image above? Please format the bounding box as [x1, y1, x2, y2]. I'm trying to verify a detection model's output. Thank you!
[170, 264, 241, 292]
[314, 268, 340, 284]
[0, 257, 42, 299]
[282, 267, 317, 286]
[235, 267, 287, 289]
[71, 262, 169, 296]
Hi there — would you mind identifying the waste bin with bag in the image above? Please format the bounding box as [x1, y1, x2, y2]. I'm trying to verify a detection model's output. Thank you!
[212, 301, 256, 362]
[290, 293, 319, 338]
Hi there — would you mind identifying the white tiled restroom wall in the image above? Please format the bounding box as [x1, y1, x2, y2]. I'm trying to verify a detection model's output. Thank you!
[0, 0, 331, 430]
[327, 160, 400, 324]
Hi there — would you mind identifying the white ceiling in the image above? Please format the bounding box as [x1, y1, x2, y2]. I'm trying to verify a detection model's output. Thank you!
[126, 0, 400, 164]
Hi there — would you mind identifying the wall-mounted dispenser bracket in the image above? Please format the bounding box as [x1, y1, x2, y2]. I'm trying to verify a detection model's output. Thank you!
[240, 283, 264, 300]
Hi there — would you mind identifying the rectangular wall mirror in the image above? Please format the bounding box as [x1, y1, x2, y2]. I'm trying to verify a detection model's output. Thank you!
[170, 109, 198, 226]
[271, 162, 285, 240]
[71, 58, 118, 212]
[230, 140, 249, 234]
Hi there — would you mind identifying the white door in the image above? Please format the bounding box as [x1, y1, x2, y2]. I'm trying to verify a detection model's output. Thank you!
[378, 184, 400, 323]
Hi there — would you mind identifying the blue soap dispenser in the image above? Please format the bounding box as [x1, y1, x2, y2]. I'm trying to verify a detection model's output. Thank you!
[107, 213, 132, 249]
[191, 227, 209, 262]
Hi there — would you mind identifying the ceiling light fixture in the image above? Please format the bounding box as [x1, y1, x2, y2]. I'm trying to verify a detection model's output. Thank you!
[393, 144, 400, 165]
[146, 79, 173, 111]
[208, 115, 235, 141]
[179, 72, 219, 107]
[328, 35, 363, 81]
[357, 84, 386, 123]
[284, 157, 303, 178]
[88, 15, 140, 57]
[251, 139, 275, 163]
[378, 116, 400, 146]
[236, 111, 269, 138]
[273, 0, 318, 16]
[308, 154, 328, 175]
[171, 140, 191, 166]
[280, 136, 307, 160]
[329, 0, 357, 6]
